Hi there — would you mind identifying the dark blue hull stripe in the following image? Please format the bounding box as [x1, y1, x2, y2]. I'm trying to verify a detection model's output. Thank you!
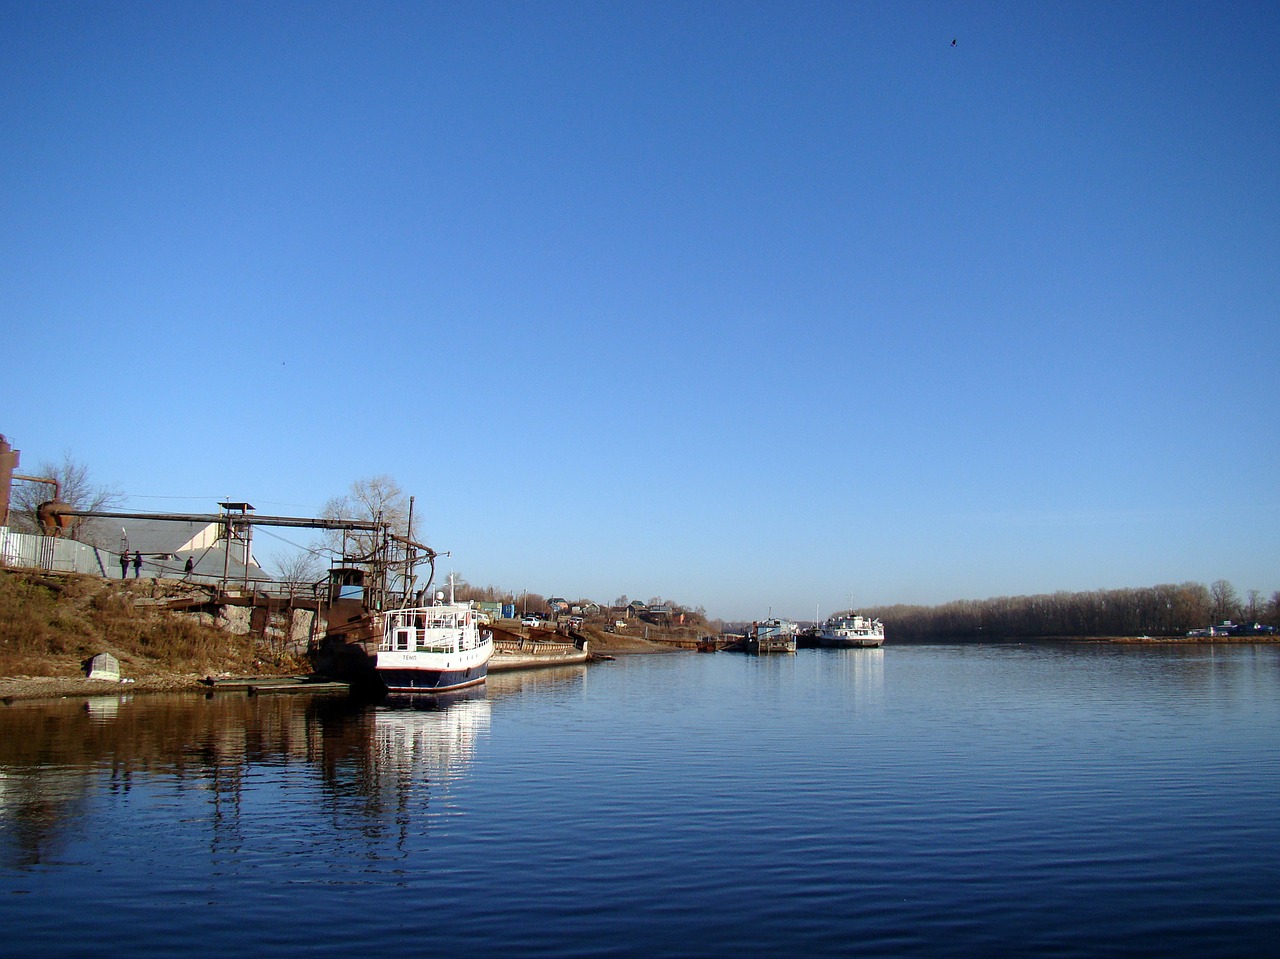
[378, 663, 489, 693]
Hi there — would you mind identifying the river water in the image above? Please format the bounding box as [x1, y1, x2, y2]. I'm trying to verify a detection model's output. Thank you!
[2, 644, 1278, 957]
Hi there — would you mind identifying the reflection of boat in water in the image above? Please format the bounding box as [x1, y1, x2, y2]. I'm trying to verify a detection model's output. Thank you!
[484, 663, 587, 698]
[831, 645, 885, 708]
[813, 613, 884, 648]
[376, 585, 494, 693]
[374, 690, 491, 783]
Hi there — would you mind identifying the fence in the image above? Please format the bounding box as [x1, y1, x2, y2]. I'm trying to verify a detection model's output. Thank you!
[0, 527, 115, 576]
[0, 528, 276, 589]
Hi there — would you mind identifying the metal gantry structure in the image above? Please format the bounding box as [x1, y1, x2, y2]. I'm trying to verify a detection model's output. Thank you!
[45, 501, 437, 604]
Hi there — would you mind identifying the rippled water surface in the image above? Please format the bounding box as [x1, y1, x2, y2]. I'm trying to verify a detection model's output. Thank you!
[3, 644, 1279, 957]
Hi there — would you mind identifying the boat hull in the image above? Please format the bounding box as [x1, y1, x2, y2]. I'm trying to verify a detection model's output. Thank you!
[815, 636, 883, 649]
[378, 661, 489, 693]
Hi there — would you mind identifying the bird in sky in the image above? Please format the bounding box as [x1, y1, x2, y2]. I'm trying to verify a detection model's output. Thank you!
[951, 38, 957, 46]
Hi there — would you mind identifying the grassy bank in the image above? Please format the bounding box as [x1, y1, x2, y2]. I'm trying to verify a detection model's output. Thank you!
[0, 568, 300, 699]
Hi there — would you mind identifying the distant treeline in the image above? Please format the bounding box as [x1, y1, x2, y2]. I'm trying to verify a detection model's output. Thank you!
[865, 580, 1279, 641]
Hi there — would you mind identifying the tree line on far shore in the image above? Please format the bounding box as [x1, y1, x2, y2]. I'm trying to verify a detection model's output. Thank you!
[862, 580, 1278, 641]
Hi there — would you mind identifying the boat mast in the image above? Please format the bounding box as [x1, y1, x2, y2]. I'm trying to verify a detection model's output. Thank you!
[401, 495, 415, 607]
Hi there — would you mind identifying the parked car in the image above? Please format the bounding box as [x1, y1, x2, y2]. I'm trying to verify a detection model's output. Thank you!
[521, 615, 539, 627]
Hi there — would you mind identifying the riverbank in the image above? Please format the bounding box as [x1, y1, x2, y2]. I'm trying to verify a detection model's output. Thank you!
[0, 643, 672, 702]
[0, 568, 690, 702]
[0, 673, 215, 702]
[0, 568, 302, 701]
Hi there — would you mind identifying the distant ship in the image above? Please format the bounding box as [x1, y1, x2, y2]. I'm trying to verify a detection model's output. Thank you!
[813, 613, 884, 648]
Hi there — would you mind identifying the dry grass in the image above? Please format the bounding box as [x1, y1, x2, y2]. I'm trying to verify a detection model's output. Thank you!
[0, 568, 301, 679]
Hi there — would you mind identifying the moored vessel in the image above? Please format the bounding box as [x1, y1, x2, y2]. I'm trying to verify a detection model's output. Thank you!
[376, 585, 494, 693]
[814, 613, 884, 648]
[747, 618, 799, 654]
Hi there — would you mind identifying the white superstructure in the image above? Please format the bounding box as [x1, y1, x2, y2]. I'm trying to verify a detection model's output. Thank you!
[376, 589, 494, 693]
[816, 613, 885, 648]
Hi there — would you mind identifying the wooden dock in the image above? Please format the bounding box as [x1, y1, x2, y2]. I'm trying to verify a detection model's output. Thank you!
[203, 675, 350, 695]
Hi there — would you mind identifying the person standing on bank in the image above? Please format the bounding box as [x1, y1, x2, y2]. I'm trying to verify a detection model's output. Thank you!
[133, 551, 143, 578]
[184, 556, 194, 579]
[119, 551, 129, 580]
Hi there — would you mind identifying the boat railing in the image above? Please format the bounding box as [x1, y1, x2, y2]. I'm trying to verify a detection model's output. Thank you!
[378, 616, 495, 653]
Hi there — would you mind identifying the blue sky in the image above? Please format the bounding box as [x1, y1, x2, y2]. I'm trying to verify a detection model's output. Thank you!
[4, 1, 1277, 620]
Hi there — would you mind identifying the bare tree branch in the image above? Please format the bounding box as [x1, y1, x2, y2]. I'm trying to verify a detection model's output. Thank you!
[320, 475, 417, 559]
[10, 452, 124, 545]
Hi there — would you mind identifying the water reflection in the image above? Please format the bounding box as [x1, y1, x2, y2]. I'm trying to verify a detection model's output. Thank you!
[0, 668, 596, 871]
[375, 691, 491, 787]
[835, 646, 884, 703]
[3, 648, 1280, 959]
[486, 663, 587, 698]
[786, 647, 884, 714]
[84, 695, 124, 723]
[0, 693, 371, 867]
[0, 765, 90, 869]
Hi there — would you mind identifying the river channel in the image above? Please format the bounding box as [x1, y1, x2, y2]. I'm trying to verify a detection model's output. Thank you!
[3, 643, 1278, 957]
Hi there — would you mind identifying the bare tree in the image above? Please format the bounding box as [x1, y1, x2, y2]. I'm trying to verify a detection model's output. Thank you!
[448, 577, 517, 604]
[9, 453, 123, 545]
[320, 475, 417, 559]
[1244, 589, 1263, 624]
[270, 550, 326, 590]
[519, 591, 546, 616]
[1209, 579, 1240, 625]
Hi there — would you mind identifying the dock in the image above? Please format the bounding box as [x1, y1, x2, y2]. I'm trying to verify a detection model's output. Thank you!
[202, 675, 351, 695]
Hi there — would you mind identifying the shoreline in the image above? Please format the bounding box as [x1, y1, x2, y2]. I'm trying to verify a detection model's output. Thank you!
[0, 673, 214, 703]
[0, 644, 680, 704]
[4, 637, 1275, 703]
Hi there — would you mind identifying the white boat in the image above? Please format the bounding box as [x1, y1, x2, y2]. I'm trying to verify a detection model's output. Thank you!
[815, 613, 884, 648]
[376, 586, 494, 693]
